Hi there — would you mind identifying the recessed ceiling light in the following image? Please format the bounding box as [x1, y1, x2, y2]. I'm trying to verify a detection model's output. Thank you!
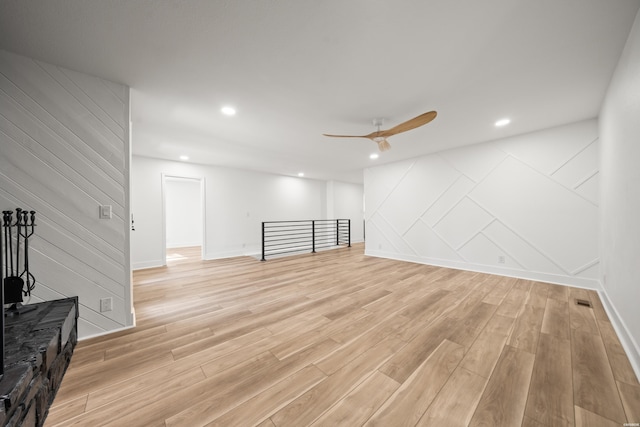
[221, 106, 236, 116]
[495, 118, 510, 127]
[298, 172, 304, 177]
[370, 153, 379, 159]
[179, 155, 189, 161]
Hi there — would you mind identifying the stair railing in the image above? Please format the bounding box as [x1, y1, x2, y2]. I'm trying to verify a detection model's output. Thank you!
[261, 219, 350, 261]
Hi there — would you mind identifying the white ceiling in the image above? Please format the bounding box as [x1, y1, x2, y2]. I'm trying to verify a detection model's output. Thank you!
[1, 0, 639, 183]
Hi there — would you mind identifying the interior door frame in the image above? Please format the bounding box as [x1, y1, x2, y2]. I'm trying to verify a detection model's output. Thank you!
[161, 174, 206, 264]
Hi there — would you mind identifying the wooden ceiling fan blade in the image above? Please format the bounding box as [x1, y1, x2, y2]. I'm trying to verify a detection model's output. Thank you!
[322, 133, 370, 138]
[380, 110, 437, 138]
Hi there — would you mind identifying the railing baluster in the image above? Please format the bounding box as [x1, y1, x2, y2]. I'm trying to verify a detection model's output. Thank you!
[261, 222, 266, 261]
[312, 220, 316, 253]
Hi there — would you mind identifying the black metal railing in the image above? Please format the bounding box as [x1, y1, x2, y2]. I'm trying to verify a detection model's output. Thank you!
[261, 219, 350, 261]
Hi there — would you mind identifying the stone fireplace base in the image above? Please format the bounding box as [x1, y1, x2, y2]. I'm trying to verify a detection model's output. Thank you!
[1, 298, 78, 427]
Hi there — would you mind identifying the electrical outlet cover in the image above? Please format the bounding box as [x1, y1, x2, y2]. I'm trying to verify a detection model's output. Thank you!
[100, 297, 113, 312]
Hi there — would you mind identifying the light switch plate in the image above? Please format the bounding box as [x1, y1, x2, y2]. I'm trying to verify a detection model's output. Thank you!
[100, 205, 112, 219]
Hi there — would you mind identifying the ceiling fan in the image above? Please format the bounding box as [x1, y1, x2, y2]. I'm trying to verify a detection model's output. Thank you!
[323, 110, 437, 151]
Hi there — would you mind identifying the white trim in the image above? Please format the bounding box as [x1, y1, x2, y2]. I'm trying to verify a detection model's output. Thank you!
[204, 250, 254, 260]
[598, 289, 640, 382]
[161, 173, 167, 266]
[166, 242, 203, 249]
[132, 260, 165, 270]
[124, 89, 135, 327]
[200, 177, 207, 260]
[79, 323, 136, 341]
[364, 249, 601, 290]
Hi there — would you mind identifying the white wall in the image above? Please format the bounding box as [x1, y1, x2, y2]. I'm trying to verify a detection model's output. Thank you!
[132, 156, 363, 269]
[599, 8, 640, 379]
[0, 49, 133, 338]
[165, 177, 202, 248]
[365, 119, 599, 288]
[326, 180, 365, 243]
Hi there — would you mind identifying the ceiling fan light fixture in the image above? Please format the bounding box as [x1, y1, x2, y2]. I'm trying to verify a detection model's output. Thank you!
[376, 139, 391, 151]
[370, 153, 379, 159]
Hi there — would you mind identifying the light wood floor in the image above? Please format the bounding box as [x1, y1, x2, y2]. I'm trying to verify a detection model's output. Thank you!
[46, 244, 640, 426]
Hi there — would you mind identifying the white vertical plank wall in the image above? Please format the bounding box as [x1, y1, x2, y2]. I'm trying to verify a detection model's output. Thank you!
[0, 49, 133, 338]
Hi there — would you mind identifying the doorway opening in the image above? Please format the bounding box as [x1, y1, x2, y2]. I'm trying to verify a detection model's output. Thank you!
[162, 175, 206, 265]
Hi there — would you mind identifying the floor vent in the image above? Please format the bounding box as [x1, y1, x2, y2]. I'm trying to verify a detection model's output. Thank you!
[575, 298, 593, 308]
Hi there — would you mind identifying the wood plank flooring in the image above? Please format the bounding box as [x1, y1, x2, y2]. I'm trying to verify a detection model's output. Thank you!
[45, 244, 640, 426]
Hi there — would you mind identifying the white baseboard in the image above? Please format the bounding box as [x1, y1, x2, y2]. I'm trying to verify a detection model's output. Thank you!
[365, 249, 601, 290]
[166, 242, 202, 248]
[204, 250, 248, 260]
[79, 323, 136, 341]
[132, 260, 165, 270]
[598, 290, 640, 383]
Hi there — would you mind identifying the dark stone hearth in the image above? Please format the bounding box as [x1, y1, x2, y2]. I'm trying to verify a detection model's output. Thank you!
[1, 298, 78, 427]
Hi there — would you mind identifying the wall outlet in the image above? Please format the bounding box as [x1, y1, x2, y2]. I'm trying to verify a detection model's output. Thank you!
[100, 297, 113, 312]
[498, 255, 505, 264]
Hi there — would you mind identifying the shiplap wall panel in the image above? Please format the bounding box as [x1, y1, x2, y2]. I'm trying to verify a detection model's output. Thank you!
[0, 53, 125, 169]
[0, 55, 124, 185]
[0, 174, 124, 266]
[0, 85, 126, 203]
[0, 108, 125, 220]
[53, 66, 127, 139]
[0, 49, 132, 338]
[365, 119, 600, 288]
[101, 78, 127, 104]
[0, 187, 124, 286]
[0, 135, 125, 248]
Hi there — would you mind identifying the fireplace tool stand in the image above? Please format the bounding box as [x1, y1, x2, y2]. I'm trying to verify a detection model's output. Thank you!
[3, 209, 38, 317]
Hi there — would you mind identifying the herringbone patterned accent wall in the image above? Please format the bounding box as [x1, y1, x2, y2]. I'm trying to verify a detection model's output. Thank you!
[365, 119, 599, 288]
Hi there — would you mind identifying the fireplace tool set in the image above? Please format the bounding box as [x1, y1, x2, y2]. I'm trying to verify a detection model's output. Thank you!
[2, 208, 37, 315]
